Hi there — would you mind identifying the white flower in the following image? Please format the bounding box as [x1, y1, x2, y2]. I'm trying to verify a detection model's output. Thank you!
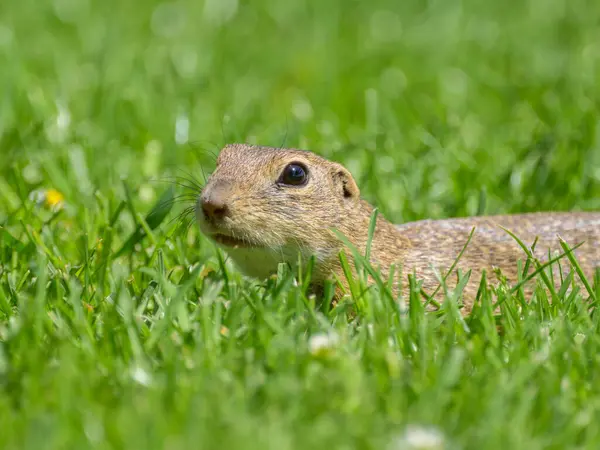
[139, 184, 156, 203]
[574, 332, 586, 345]
[56, 102, 71, 131]
[83, 413, 105, 444]
[308, 331, 339, 356]
[367, 323, 375, 338]
[390, 425, 446, 450]
[291, 96, 313, 121]
[131, 366, 152, 387]
[175, 113, 189, 145]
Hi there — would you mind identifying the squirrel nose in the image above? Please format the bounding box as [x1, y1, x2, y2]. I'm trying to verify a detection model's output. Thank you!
[200, 181, 231, 221]
[201, 197, 228, 221]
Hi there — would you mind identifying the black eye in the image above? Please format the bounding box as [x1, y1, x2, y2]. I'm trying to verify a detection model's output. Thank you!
[279, 163, 308, 186]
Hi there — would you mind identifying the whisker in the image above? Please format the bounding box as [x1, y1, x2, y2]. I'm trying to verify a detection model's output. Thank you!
[199, 165, 208, 184]
[150, 177, 202, 193]
[171, 176, 203, 190]
[161, 143, 217, 189]
[187, 140, 220, 162]
[174, 216, 194, 233]
[179, 205, 196, 217]
[167, 205, 196, 229]
[220, 120, 227, 149]
[152, 197, 197, 215]
[168, 178, 202, 192]
[182, 216, 196, 236]
[156, 194, 198, 206]
[179, 214, 197, 238]
[170, 193, 200, 201]
[172, 168, 205, 191]
[280, 113, 289, 149]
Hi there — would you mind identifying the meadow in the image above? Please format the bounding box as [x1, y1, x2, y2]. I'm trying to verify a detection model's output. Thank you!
[2, 0, 600, 448]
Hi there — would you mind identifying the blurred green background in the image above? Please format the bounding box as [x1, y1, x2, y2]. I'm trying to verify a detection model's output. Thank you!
[2, 0, 600, 449]
[3, 0, 600, 224]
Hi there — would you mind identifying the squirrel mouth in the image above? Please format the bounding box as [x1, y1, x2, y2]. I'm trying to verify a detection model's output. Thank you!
[212, 233, 258, 248]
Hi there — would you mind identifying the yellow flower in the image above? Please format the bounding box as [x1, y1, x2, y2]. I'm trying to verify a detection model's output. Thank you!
[45, 189, 64, 208]
[29, 188, 65, 210]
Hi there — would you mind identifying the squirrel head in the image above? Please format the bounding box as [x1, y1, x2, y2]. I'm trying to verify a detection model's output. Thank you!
[195, 144, 363, 279]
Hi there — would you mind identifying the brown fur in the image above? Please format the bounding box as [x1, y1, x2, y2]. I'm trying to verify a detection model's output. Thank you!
[196, 144, 600, 314]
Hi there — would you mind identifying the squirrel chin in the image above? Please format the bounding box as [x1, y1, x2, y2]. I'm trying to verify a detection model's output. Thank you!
[212, 233, 261, 249]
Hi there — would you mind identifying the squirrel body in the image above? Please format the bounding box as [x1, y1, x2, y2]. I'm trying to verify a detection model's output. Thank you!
[196, 144, 600, 313]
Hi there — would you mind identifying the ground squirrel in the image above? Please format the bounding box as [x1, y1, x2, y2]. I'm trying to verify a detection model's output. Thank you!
[195, 144, 600, 314]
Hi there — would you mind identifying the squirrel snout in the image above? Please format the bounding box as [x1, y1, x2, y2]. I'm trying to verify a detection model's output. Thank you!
[200, 181, 231, 222]
[201, 197, 228, 221]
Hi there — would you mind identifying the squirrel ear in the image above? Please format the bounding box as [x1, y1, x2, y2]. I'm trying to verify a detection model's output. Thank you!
[331, 164, 360, 200]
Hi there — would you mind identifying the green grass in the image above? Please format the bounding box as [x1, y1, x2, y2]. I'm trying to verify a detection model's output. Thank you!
[2, 0, 600, 448]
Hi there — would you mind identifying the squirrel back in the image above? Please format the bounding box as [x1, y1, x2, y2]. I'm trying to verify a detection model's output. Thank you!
[396, 212, 600, 311]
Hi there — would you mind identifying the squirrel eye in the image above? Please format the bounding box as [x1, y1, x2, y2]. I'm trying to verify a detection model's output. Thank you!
[279, 163, 308, 186]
